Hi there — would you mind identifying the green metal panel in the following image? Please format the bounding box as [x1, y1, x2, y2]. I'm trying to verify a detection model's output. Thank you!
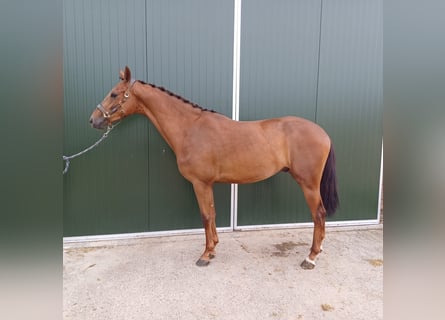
[63, 0, 149, 236]
[237, 0, 382, 226]
[317, 0, 383, 221]
[145, 0, 233, 230]
[237, 0, 323, 226]
[64, 0, 233, 236]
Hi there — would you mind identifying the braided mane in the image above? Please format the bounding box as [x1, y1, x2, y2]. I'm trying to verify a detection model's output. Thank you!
[137, 80, 217, 113]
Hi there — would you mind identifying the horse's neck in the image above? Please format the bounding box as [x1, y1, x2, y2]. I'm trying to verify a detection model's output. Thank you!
[135, 85, 201, 152]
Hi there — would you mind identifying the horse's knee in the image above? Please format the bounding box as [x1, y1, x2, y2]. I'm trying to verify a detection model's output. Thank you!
[200, 213, 211, 224]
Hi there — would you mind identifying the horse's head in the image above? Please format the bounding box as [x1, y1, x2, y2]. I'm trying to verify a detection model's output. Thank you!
[89, 66, 139, 129]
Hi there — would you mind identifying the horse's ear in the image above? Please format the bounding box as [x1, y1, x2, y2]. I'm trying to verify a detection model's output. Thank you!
[124, 66, 131, 82]
[119, 66, 131, 82]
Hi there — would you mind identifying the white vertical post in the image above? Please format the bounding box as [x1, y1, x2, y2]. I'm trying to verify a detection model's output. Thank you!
[232, 0, 241, 122]
[377, 139, 383, 222]
[231, 0, 242, 230]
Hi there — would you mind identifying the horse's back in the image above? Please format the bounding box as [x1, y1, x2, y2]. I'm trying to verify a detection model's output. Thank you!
[257, 116, 330, 148]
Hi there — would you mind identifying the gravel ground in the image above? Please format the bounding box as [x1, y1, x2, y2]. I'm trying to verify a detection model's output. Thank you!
[63, 225, 383, 320]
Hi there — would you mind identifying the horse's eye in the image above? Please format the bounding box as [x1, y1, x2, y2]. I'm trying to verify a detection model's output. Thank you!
[110, 92, 118, 98]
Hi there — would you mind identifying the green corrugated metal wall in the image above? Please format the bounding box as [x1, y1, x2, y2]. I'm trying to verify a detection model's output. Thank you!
[144, 0, 233, 231]
[238, 0, 382, 226]
[238, 0, 322, 225]
[64, 0, 150, 236]
[316, 0, 382, 221]
[64, 0, 233, 236]
[64, 0, 382, 236]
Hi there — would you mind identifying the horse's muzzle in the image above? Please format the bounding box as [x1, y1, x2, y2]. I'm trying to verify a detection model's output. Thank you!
[89, 115, 108, 129]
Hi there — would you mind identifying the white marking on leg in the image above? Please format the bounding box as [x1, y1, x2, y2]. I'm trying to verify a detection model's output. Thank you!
[305, 257, 316, 265]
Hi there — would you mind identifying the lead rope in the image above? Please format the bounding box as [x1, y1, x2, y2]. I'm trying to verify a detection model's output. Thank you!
[62, 122, 119, 175]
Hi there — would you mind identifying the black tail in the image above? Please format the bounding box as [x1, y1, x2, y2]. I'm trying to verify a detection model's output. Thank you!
[320, 144, 339, 216]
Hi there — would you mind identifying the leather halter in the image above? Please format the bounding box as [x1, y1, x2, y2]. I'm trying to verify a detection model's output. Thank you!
[96, 78, 137, 119]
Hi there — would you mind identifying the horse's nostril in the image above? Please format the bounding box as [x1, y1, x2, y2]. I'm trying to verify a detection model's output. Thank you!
[89, 117, 93, 124]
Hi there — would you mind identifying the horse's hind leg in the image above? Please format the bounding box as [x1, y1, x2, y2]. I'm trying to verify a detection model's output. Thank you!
[299, 184, 326, 269]
[289, 170, 326, 269]
[192, 181, 218, 267]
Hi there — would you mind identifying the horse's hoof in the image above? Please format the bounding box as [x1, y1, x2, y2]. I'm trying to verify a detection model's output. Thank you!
[300, 258, 316, 270]
[196, 259, 210, 267]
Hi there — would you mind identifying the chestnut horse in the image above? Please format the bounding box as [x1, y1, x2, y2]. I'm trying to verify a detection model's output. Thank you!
[89, 67, 339, 269]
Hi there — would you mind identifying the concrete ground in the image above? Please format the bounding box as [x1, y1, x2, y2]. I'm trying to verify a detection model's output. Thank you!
[63, 225, 383, 320]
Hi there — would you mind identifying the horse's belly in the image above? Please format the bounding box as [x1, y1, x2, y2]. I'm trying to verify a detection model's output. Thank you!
[217, 171, 277, 184]
[216, 153, 284, 184]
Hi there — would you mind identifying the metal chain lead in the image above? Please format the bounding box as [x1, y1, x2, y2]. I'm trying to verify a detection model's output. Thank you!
[62, 123, 119, 175]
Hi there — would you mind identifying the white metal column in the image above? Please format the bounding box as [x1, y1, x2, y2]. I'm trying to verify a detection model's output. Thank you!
[230, 0, 242, 230]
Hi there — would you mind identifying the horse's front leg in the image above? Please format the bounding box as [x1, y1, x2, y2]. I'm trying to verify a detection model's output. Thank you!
[192, 181, 218, 267]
